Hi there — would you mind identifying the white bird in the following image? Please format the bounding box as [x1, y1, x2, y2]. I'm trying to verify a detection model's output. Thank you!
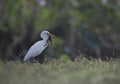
[23, 30, 54, 62]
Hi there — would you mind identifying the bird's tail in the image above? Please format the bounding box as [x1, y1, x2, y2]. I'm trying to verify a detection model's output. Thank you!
[23, 55, 30, 62]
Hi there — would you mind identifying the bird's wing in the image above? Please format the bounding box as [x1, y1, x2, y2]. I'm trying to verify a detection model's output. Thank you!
[23, 41, 48, 61]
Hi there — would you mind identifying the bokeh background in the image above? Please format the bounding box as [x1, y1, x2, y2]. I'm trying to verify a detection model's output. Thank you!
[0, 0, 120, 61]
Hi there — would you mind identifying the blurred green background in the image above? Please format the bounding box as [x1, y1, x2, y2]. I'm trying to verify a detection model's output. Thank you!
[0, 0, 120, 61]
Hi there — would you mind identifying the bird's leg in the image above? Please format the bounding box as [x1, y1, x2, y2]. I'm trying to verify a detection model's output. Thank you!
[39, 55, 45, 64]
[30, 57, 37, 63]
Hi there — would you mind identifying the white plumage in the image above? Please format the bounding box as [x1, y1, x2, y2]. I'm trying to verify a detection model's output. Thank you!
[23, 30, 53, 62]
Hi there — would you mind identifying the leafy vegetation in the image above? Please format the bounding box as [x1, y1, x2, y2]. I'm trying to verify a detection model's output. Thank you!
[0, 57, 120, 84]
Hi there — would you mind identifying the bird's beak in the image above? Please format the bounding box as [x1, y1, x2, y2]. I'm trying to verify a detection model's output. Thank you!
[47, 32, 55, 37]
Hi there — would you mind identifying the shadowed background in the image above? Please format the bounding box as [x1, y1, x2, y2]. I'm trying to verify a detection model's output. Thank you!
[0, 0, 120, 61]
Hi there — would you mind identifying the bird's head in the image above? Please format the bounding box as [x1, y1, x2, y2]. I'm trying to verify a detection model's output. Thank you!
[40, 30, 54, 45]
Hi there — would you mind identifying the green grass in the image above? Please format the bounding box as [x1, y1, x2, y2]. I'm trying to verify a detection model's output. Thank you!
[0, 58, 120, 84]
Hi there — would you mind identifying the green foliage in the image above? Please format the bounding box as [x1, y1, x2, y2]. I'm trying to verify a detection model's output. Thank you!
[47, 37, 64, 59]
[0, 58, 120, 84]
[60, 54, 71, 62]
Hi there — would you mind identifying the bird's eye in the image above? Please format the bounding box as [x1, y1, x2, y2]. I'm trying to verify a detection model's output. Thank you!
[46, 33, 50, 35]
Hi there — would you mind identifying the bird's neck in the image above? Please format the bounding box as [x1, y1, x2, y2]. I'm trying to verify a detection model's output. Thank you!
[43, 38, 48, 42]
[43, 38, 49, 44]
[42, 39, 49, 47]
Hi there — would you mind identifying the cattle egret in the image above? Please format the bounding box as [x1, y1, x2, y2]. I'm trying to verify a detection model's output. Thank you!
[23, 30, 54, 62]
